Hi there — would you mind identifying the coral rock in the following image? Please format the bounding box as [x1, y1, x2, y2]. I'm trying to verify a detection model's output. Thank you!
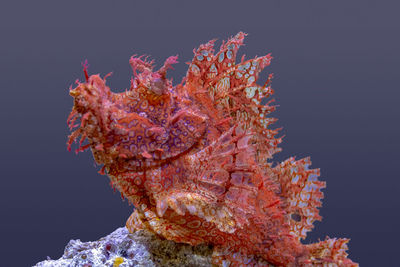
[35, 227, 214, 267]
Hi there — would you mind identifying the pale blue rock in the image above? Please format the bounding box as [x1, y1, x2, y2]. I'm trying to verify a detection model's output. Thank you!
[34, 227, 212, 267]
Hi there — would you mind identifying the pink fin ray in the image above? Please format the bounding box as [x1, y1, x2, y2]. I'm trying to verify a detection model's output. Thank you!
[275, 156, 326, 240]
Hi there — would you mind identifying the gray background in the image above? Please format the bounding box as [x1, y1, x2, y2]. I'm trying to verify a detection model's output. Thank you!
[1, 1, 399, 266]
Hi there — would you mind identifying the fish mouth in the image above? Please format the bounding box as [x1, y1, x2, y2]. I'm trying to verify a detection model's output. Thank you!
[69, 88, 80, 97]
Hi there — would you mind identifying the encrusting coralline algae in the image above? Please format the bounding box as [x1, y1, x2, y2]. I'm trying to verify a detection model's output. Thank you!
[35, 227, 213, 267]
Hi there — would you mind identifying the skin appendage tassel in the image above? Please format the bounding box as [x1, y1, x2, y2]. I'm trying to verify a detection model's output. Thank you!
[67, 33, 357, 267]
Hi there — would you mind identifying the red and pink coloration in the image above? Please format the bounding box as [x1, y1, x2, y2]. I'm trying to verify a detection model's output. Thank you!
[67, 33, 357, 266]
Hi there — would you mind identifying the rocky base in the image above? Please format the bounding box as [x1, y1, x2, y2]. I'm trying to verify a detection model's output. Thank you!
[34, 227, 213, 267]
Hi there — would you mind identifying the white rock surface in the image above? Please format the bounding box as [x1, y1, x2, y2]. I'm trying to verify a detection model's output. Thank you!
[34, 227, 213, 267]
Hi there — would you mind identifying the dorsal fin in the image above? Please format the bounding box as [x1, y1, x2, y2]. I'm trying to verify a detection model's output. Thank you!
[185, 32, 245, 88]
[185, 33, 281, 165]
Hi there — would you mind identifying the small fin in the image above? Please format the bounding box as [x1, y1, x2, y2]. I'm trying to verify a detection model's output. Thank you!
[305, 238, 358, 267]
[126, 209, 146, 233]
[155, 197, 168, 217]
[166, 195, 187, 216]
[274, 157, 326, 240]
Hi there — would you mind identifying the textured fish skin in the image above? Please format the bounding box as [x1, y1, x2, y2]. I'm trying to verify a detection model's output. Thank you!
[67, 33, 357, 267]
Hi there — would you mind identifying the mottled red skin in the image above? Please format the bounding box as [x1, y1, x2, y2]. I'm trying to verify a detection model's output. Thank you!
[67, 33, 357, 266]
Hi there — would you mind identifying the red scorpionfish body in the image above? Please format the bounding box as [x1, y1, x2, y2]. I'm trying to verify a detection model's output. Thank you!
[67, 33, 357, 267]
